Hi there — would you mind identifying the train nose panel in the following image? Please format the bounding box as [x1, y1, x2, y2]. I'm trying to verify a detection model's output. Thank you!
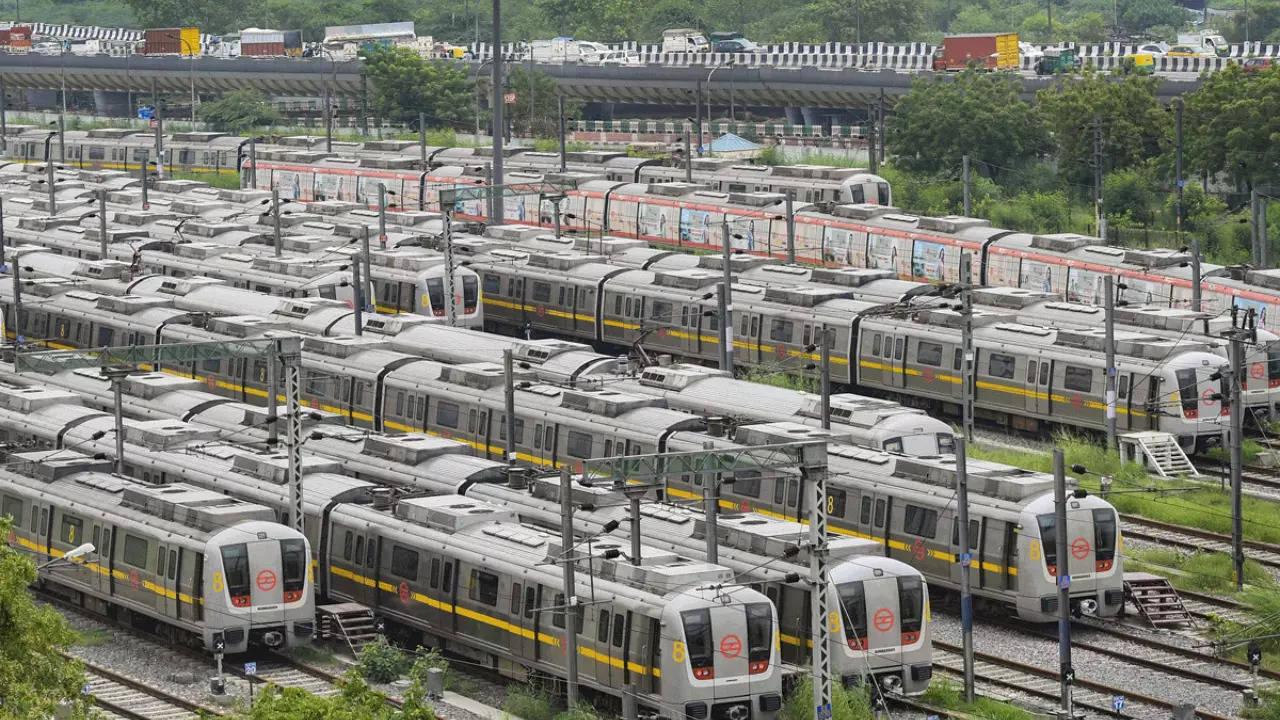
[246, 538, 285, 616]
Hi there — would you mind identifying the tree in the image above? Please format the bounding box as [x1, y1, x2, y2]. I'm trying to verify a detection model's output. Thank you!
[120, 0, 252, 33]
[790, 0, 922, 41]
[0, 517, 95, 720]
[198, 89, 282, 133]
[499, 68, 581, 137]
[1036, 70, 1170, 186]
[362, 46, 473, 127]
[887, 70, 1047, 179]
[1222, 1, 1280, 43]
[1182, 63, 1280, 191]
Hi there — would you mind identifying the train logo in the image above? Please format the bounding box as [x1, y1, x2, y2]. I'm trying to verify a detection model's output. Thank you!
[1071, 394, 1084, 410]
[912, 539, 926, 561]
[1202, 388, 1217, 406]
[399, 581, 411, 603]
[873, 608, 894, 632]
[1070, 538, 1091, 560]
[923, 368, 935, 382]
[719, 634, 742, 659]
[129, 569, 141, 591]
[256, 569, 277, 592]
[1252, 363, 1265, 379]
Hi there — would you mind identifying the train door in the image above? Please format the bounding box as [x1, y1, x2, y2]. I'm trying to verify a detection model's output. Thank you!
[541, 585, 567, 670]
[1116, 372, 1133, 431]
[90, 521, 109, 595]
[879, 333, 899, 387]
[1024, 357, 1049, 416]
[609, 611, 629, 688]
[575, 285, 593, 337]
[516, 583, 540, 660]
[157, 543, 179, 618]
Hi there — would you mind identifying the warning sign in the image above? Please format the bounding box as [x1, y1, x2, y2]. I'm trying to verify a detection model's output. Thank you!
[1070, 537, 1091, 560]
[873, 608, 894, 632]
[720, 634, 742, 658]
[256, 569, 277, 591]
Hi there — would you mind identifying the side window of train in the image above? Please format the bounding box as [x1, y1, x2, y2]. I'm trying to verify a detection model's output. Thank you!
[1, 495, 21, 527]
[122, 534, 148, 569]
[524, 586, 536, 619]
[157, 547, 166, 577]
[354, 536, 364, 566]
[615, 296, 623, 315]
[871, 334, 881, 356]
[396, 392, 405, 417]
[532, 282, 551, 302]
[567, 431, 592, 459]
[769, 319, 793, 343]
[1027, 360, 1038, 384]
[873, 499, 886, 528]
[343, 531, 354, 561]
[1063, 365, 1093, 393]
[917, 341, 942, 367]
[882, 337, 892, 359]
[436, 402, 460, 429]
[750, 316, 759, 337]
[468, 410, 477, 433]
[59, 514, 82, 545]
[407, 396, 416, 421]
[391, 546, 418, 581]
[624, 297, 633, 317]
[534, 424, 543, 450]
[894, 337, 904, 361]
[1118, 374, 1129, 400]
[651, 300, 671, 320]
[366, 538, 376, 568]
[168, 550, 177, 581]
[903, 505, 938, 538]
[597, 610, 611, 643]
[988, 353, 1016, 380]
[558, 287, 566, 306]
[952, 519, 980, 549]
[860, 496, 872, 525]
[613, 613, 626, 647]
[740, 315, 748, 336]
[553, 593, 566, 628]
[430, 557, 441, 588]
[443, 561, 455, 593]
[734, 474, 761, 498]
[354, 382, 365, 406]
[484, 274, 502, 296]
[1039, 363, 1050, 386]
[470, 569, 499, 606]
[88, 146, 104, 160]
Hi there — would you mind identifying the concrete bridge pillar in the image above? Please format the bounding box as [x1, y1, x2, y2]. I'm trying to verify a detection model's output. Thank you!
[785, 106, 804, 125]
[93, 90, 131, 117]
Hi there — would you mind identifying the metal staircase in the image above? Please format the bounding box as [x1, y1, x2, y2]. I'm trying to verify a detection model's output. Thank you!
[1119, 431, 1200, 478]
[1124, 572, 1193, 628]
[316, 603, 380, 656]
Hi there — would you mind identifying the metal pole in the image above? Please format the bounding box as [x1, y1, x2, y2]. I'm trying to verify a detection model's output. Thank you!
[266, 354, 279, 448]
[97, 190, 108, 258]
[490, 0, 504, 227]
[272, 187, 282, 257]
[1, 76, 7, 152]
[785, 191, 796, 263]
[559, 467, 580, 708]
[684, 128, 693, 183]
[111, 374, 125, 474]
[960, 252, 974, 443]
[283, 354, 304, 533]
[419, 111, 427, 167]
[11, 259, 21, 344]
[45, 138, 56, 215]
[704, 481, 719, 564]
[443, 209, 457, 326]
[57, 113, 64, 163]
[154, 103, 164, 180]
[249, 140, 257, 188]
[807, 449, 831, 720]
[868, 105, 877, 175]
[503, 348, 517, 462]
[324, 84, 333, 154]
[378, 184, 387, 245]
[1104, 276, 1117, 451]
[1230, 325, 1245, 591]
[1191, 234, 1203, 313]
[360, 227, 374, 313]
[629, 494, 641, 566]
[1175, 99, 1184, 238]
[552, 198, 562, 239]
[1253, 189, 1261, 266]
[140, 149, 149, 210]
[1094, 117, 1104, 242]
[956, 434, 975, 703]
[694, 82, 704, 158]
[877, 88, 885, 165]
[558, 95, 567, 172]
[1053, 449, 1074, 718]
[0, 194, 7, 266]
[351, 257, 364, 336]
[1263, 198, 1270, 269]
[962, 154, 971, 216]
[819, 326, 831, 429]
[720, 220, 735, 372]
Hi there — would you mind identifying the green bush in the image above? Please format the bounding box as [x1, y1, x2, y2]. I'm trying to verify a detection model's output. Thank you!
[502, 683, 557, 720]
[781, 676, 873, 720]
[357, 637, 412, 684]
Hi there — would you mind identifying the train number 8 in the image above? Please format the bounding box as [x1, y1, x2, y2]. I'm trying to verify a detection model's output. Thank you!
[827, 611, 841, 633]
[212, 572, 224, 593]
[826, 496, 836, 514]
[672, 641, 686, 663]
[1028, 540, 1041, 561]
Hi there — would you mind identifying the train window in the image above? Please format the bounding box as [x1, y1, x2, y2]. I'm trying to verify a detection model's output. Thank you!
[524, 586, 536, 619]
[391, 545, 419, 581]
[511, 582, 522, 615]
[873, 499, 885, 528]
[1, 495, 21, 525]
[740, 315, 749, 336]
[903, 505, 937, 538]
[98, 327, 114, 346]
[468, 410, 477, 433]
[366, 539, 376, 568]
[558, 287, 566, 306]
[828, 489, 847, 517]
[464, 277, 479, 313]
[898, 576, 923, 637]
[860, 496, 872, 524]
[1039, 363, 1049, 386]
[705, 308, 718, 331]
[532, 282, 551, 302]
[567, 431, 593, 459]
[836, 581, 867, 645]
[436, 402, 460, 429]
[29, 507, 38, 534]
[735, 473, 761, 498]
[770, 319, 793, 343]
[1027, 361, 1038, 384]
[604, 439, 612, 457]
[680, 609, 714, 673]
[131, 148, 149, 162]
[597, 610, 611, 643]
[354, 382, 365, 406]
[871, 334, 881, 356]
[954, 348, 962, 371]
[750, 316, 759, 337]
[157, 547, 166, 577]
[614, 296, 623, 315]
[893, 338, 904, 361]
[651, 300, 672, 320]
[613, 613, 626, 647]
[987, 353, 1016, 379]
[443, 561, 454, 593]
[470, 569, 499, 606]
[305, 372, 324, 396]
[168, 550, 178, 581]
[426, 279, 445, 314]
[483, 274, 501, 296]
[396, 393, 405, 416]
[884, 438, 902, 453]
[88, 146, 104, 160]
[786, 478, 799, 507]
[1094, 509, 1117, 565]
[40, 508, 48, 535]
[499, 417, 525, 443]
[418, 397, 427, 422]
[681, 305, 689, 326]
[407, 396, 416, 420]
[354, 537, 364, 566]
[624, 297, 633, 317]
[553, 593, 566, 628]
[342, 531, 354, 561]
[93, 527, 100, 555]
[773, 478, 785, 504]
[917, 341, 943, 367]
[430, 557, 441, 588]
[882, 336, 892, 359]
[59, 514, 82, 545]
[1037, 514, 1056, 570]
[1064, 366, 1093, 393]
[220, 543, 250, 598]
[1118, 374, 1128, 400]
[951, 519, 980, 549]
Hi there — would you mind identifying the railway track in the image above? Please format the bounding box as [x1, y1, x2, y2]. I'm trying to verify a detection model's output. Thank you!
[76, 655, 219, 720]
[933, 641, 1236, 720]
[1121, 514, 1280, 571]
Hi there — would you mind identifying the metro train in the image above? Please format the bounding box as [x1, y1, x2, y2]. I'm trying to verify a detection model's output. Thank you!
[0, 448, 314, 654]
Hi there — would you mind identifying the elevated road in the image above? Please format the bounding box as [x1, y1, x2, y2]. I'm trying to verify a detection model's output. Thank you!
[0, 52, 1207, 111]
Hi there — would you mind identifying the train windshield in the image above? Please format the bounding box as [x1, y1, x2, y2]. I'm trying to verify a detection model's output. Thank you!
[280, 538, 307, 592]
[425, 278, 445, 316]
[1269, 345, 1280, 384]
[1037, 514, 1057, 570]
[875, 182, 891, 205]
[220, 543, 250, 600]
[463, 276, 478, 312]
[1093, 509, 1117, 570]
[936, 433, 956, 455]
[680, 608, 714, 678]
[898, 576, 923, 639]
[1175, 368, 1198, 414]
[745, 602, 772, 670]
[836, 580, 867, 648]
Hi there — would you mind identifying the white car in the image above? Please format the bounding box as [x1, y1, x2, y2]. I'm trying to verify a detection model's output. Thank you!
[1135, 42, 1168, 56]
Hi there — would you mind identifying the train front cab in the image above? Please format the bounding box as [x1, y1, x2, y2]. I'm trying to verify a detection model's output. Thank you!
[1017, 494, 1122, 623]
[204, 521, 313, 652]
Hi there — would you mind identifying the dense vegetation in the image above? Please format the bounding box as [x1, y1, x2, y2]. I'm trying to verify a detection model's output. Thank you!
[14, 0, 1279, 47]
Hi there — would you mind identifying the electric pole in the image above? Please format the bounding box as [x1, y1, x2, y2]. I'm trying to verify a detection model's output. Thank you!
[1054, 448, 1074, 718]
[720, 220, 735, 373]
[559, 467, 580, 708]
[960, 252, 974, 443]
[956, 434, 975, 703]
[804, 445, 832, 720]
[785, 191, 796, 263]
[1094, 116, 1105, 242]
[1224, 308, 1254, 591]
[272, 187, 283, 258]
[490, 0, 504, 227]
[97, 189, 108, 258]
[868, 106, 878, 175]
[1252, 190, 1260, 266]
[1104, 275, 1117, 451]
[962, 154, 971, 216]
[819, 326, 831, 429]
[504, 348, 517, 463]
[1175, 98, 1184, 238]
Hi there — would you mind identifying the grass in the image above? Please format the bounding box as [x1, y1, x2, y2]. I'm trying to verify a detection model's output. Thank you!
[287, 643, 335, 665]
[1199, 438, 1264, 466]
[168, 170, 242, 190]
[921, 679, 1036, 719]
[502, 683, 558, 720]
[780, 677, 873, 720]
[742, 367, 819, 392]
[75, 628, 112, 647]
[1125, 548, 1276, 594]
[968, 433, 1280, 545]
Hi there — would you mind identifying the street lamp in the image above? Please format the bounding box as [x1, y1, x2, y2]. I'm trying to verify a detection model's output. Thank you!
[705, 59, 736, 158]
[36, 543, 95, 570]
[166, 32, 198, 123]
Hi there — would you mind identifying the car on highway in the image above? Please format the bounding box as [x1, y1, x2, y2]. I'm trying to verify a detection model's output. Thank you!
[714, 38, 761, 53]
[1243, 57, 1274, 72]
[1135, 42, 1168, 56]
[1166, 44, 1209, 57]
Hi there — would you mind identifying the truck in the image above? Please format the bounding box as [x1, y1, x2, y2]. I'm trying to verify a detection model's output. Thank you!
[932, 33, 1019, 71]
[240, 28, 303, 56]
[1177, 31, 1228, 56]
[527, 37, 609, 63]
[143, 27, 200, 55]
[662, 28, 709, 53]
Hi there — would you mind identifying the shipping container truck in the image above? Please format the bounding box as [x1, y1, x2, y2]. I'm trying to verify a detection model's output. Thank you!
[5, 26, 32, 53]
[240, 28, 303, 56]
[143, 27, 200, 55]
[932, 33, 1018, 71]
